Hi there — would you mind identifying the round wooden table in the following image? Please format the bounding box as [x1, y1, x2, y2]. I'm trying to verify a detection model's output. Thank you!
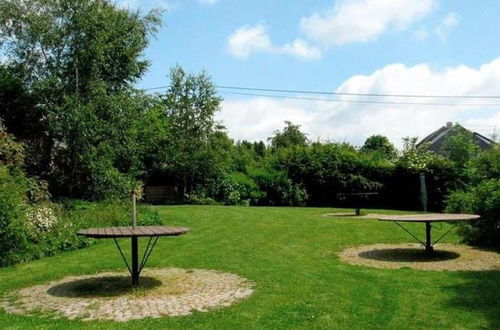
[337, 192, 379, 215]
[77, 226, 189, 286]
[378, 214, 479, 253]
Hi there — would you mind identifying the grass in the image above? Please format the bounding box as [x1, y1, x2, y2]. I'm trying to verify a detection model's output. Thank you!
[0, 206, 498, 329]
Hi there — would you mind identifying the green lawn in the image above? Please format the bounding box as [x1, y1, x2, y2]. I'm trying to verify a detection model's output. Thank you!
[0, 206, 498, 329]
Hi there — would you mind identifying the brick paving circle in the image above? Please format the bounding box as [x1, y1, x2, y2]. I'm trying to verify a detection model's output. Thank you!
[0, 268, 254, 322]
[339, 243, 500, 271]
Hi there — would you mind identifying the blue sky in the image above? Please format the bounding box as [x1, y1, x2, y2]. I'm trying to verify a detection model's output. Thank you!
[120, 0, 500, 146]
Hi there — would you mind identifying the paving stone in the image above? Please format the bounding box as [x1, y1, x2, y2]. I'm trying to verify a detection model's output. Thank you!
[0, 268, 254, 322]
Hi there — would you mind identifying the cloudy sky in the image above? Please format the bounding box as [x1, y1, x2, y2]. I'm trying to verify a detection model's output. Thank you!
[122, 0, 500, 147]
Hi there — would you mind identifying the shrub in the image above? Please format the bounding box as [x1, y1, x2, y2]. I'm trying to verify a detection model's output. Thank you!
[446, 179, 500, 247]
[26, 205, 58, 231]
[250, 168, 308, 206]
[86, 161, 136, 201]
[137, 208, 163, 226]
[0, 166, 30, 265]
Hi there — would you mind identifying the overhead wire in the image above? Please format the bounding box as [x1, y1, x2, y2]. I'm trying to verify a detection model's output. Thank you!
[140, 84, 500, 107]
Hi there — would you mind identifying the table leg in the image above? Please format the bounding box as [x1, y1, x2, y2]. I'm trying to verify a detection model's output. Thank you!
[131, 237, 139, 286]
[425, 222, 433, 253]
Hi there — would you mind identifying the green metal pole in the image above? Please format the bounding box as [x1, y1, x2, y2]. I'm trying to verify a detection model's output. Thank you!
[419, 173, 428, 212]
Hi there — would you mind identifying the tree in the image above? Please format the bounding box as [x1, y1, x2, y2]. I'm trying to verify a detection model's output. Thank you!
[360, 135, 397, 160]
[0, 0, 162, 199]
[253, 141, 266, 157]
[442, 130, 478, 171]
[161, 65, 224, 195]
[269, 121, 308, 149]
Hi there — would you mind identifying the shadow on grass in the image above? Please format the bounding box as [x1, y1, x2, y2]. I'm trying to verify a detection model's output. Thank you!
[47, 276, 162, 298]
[446, 271, 500, 329]
[358, 248, 460, 262]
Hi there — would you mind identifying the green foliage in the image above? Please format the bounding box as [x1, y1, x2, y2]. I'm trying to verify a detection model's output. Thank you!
[466, 145, 500, 185]
[0, 166, 30, 265]
[250, 168, 308, 206]
[272, 142, 387, 205]
[0, 0, 161, 90]
[133, 207, 162, 226]
[397, 137, 442, 172]
[445, 146, 500, 247]
[0, 0, 162, 200]
[446, 179, 500, 247]
[269, 121, 308, 149]
[442, 130, 478, 170]
[160, 65, 227, 196]
[0, 170, 97, 266]
[360, 134, 397, 160]
[0, 121, 24, 167]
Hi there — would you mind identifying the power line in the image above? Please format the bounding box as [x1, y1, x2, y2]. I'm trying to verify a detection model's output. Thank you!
[218, 91, 500, 107]
[217, 85, 500, 99]
[140, 84, 500, 106]
[142, 84, 500, 99]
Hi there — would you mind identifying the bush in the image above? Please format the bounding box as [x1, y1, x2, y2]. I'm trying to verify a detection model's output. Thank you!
[227, 172, 262, 206]
[137, 208, 163, 226]
[0, 166, 30, 265]
[251, 168, 308, 206]
[86, 161, 136, 201]
[446, 179, 500, 247]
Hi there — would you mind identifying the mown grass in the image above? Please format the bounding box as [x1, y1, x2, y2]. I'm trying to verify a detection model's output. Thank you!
[0, 206, 498, 329]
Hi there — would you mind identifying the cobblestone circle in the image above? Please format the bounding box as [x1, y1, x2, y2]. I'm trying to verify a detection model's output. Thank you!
[0, 268, 254, 322]
[339, 243, 500, 271]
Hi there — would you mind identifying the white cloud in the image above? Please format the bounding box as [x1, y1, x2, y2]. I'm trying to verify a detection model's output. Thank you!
[434, 12, 459, 40]
[227, 25, 273, 59]
[300, 0, 436, 46]
[227, 24, 322, 60]
[281, 39, 323, 60]
[217, 98, 318, 142]
[218, 58, 500, 147]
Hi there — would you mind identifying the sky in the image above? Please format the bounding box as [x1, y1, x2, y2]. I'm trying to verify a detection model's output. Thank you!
[118, 0, 500, 147]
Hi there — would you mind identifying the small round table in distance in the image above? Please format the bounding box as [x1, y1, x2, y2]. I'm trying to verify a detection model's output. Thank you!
[337, 192, 379, 216]
[378, 214, 480, 253]
[77, 226, 188, 286]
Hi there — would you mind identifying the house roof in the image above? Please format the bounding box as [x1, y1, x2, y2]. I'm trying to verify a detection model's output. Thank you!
[417, 122, 495, 153]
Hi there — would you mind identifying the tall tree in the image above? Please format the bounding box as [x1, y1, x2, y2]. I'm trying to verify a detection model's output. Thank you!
[0, 0, 162, 198]
[161, 65, 224, 195]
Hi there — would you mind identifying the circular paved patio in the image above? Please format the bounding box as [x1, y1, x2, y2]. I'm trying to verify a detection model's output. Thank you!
[0, 268, 254, 322]
[338, 243, 500, 271]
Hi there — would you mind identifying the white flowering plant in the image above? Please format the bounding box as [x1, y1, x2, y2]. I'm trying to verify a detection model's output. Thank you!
[397, 137, 443, 172]
[26, 205, 58, 231]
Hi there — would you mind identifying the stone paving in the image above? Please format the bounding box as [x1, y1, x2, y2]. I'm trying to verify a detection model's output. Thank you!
[339, 243, 500, 271]
[0, 268, 254, 322]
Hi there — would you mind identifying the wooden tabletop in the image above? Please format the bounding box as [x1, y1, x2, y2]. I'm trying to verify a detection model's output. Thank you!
[77, 226, 189, 239]
[378, 214, 480, 223]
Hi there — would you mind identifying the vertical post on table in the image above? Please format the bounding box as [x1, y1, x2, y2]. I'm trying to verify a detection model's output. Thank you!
[425, 222, 433, 253]
[131, 192, 139, 286]
[132, 192, 137, 228]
